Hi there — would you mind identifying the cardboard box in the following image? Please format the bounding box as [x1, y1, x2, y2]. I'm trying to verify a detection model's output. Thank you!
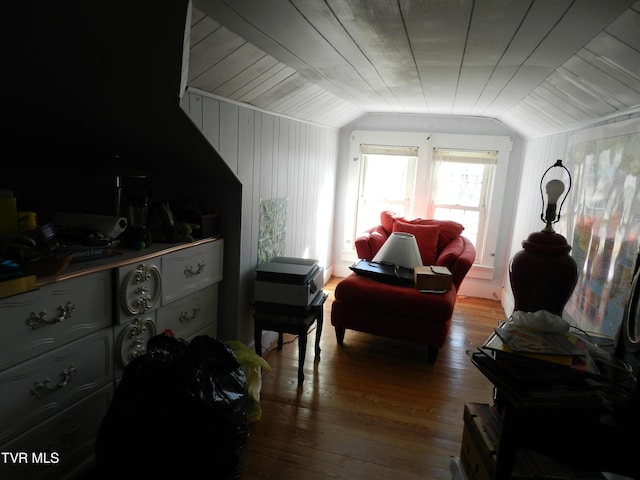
[460, 403, 606, 480]
[414, 265, 452, 291]
[460, 403, 499, 480]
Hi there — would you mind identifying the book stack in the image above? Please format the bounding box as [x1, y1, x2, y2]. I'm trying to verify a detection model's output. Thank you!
[488, 322, 600, 374]
[469, 322, 610, 408]
[58, 242, 119, 263]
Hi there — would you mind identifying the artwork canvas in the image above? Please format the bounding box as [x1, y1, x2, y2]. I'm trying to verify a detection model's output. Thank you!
[564, 118, 640, 338]
[257, 197, 287, 265]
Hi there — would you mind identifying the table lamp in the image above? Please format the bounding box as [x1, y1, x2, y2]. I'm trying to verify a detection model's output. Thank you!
[372, 232, 423, 270]
[509, 160, 578, 316]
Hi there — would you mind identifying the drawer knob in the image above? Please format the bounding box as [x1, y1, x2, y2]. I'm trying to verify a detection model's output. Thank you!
[121, 264, 162, 315]
[31, 364, 78, 398]
[116, 318, 156, 368]
[27, 301, 76, 329]
[184, 261, 206, 277]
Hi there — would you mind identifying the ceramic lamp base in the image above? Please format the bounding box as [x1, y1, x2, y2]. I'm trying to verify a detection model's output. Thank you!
[509, 231, 578, 316]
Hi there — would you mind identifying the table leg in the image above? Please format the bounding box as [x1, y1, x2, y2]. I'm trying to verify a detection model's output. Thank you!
[254, 324, 262, 356]
[314, 309, 323, 358]
[277, 332, 284, 350]
[298, 329, 307, 385]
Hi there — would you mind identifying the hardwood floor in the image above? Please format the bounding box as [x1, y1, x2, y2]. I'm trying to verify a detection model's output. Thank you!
[240, 277, 506, 480]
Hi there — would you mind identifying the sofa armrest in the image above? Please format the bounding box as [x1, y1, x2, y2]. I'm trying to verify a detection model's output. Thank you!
[435, 236, 476, 290]
[354, 225, 388, 260]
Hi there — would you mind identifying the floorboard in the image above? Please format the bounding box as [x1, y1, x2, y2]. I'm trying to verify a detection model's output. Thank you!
[241, 277, 505, 479]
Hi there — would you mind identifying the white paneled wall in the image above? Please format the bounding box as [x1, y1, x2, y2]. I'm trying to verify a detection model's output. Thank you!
[502, 133, 571, 315]
[182, 91, 339, 343]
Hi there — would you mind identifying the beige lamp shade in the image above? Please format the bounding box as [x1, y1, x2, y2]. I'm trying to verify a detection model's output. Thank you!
[372, 232, 423, 269]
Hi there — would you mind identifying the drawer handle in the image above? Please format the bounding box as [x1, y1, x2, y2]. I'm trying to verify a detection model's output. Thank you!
[31, 364, 78, 398]
[179, 305, 201, 323]
[27, 301, 76, 329]
[184, 261, 206, 277]
[42, 425, 79, 457]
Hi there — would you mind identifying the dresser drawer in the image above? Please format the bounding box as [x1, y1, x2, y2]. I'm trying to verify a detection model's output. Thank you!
[186, 321, 218, 342]
[0, 270, 112, 371]
[114, 313, 157, 372]
[0, 383, 113, 480]
[0, 328, 112, 445]
[157, 284, 218, 340]
[116, 257, 162, 323]
[162, 239, 223, 304]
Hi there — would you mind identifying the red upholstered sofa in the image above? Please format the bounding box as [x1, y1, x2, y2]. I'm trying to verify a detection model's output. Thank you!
[331, 211, 476, 362]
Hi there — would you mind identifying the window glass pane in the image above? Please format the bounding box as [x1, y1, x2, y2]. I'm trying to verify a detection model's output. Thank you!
[358, 200, 404, 233]
[362, 154, 410, 200]
[434, 207, 479, 246]
[356, 153, 415, 236]
[434, 162, 484, 207]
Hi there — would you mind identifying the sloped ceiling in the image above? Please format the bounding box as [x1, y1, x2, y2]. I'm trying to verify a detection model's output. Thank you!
[189, 0, 640, 137]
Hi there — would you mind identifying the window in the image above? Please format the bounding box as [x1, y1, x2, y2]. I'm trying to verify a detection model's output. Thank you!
[430, 148, 497, 267]
[427, 133, 512, 278]
[344, 131, 511, 281]
[356, 144, 417, 236]
[342, 131, 429, 256]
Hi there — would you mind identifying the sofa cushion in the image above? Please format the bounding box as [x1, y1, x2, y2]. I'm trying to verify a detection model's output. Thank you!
[436, 236, 464, 267]
[392, 220, 439, 265]
[380, 211, 464, 252]
[335, 274, 456, 320]
[394, 217, 464, 252]
[380, 210, 395, 234]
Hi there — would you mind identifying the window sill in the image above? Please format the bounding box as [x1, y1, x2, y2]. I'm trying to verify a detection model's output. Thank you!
[468, 264, 494, 280]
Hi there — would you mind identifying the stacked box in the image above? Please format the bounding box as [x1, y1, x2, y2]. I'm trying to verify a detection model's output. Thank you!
[460, 403, 500, 480]
[414, 265, 452, 291]
[460, 403, 607, 480]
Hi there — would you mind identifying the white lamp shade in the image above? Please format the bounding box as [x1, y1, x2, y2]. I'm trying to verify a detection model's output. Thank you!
[372, 232, 423, 269]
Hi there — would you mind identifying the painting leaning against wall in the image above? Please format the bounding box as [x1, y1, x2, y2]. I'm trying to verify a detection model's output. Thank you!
[257, 197, 287, 265]
[565, 118, 640, 338]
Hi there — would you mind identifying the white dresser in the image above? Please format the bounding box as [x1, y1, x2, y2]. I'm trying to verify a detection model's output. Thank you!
[0, 238, 223, 480]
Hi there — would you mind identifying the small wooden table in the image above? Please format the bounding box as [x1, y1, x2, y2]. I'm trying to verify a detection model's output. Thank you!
[253, 292, 327, 385]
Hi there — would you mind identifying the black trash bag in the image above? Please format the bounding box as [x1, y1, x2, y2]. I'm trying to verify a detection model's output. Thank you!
[95, 333, 249, 480]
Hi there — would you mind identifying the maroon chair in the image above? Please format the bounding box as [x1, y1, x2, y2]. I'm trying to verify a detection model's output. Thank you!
[331, 211, 476, 362]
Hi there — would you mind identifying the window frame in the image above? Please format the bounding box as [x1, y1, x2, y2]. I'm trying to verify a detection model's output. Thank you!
[356, 145, 418, 237]
[429, 148, 497, 268]
[427, 134, 512, 279]
[342, 131, 429, 258]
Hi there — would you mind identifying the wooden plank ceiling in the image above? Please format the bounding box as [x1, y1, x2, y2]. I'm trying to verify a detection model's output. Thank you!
[189, 0, 640, 137]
